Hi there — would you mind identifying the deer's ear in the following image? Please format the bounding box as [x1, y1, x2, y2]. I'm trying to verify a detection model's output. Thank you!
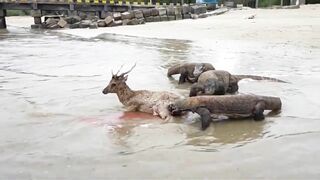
[123, 75, 128, 82]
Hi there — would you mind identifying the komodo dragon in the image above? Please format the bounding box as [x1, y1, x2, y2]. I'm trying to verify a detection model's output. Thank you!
[167, 63, 215, 84]
[189, 70, 287, 97]
[168, 95, 282, 130]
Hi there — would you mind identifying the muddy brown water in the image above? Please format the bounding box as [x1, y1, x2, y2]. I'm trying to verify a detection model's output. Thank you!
[0, 26, 320, 179]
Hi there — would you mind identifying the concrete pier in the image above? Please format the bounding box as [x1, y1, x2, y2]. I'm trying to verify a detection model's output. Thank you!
[0, 10, 6, 29]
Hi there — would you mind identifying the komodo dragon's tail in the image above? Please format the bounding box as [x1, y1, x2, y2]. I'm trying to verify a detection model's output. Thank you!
[234, 75, 287, 83]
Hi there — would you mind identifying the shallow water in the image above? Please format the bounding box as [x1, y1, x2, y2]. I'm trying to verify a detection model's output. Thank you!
[0, 26, 320, 179]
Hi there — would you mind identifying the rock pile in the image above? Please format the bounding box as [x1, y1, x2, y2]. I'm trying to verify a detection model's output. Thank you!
[36, 4, 214, 29]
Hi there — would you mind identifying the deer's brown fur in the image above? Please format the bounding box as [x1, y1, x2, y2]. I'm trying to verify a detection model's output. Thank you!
[103, 64, 181, 121]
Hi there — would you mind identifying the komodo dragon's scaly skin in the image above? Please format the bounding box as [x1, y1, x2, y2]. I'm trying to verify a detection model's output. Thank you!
[167, 63, 215, 84]
[189, 70, 287, 96]
[168, 95, 282, 130]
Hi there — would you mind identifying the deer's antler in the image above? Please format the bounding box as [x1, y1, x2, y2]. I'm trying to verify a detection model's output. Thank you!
[119, 63, 136, 77]
[115, 64, 124, 76]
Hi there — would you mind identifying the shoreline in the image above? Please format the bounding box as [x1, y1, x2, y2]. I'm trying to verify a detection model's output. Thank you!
[5, 4, 320, 46]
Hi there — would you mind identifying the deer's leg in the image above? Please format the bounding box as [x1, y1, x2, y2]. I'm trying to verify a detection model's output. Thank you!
[194, 107, 212, 130]
[253, 101, 265, 121]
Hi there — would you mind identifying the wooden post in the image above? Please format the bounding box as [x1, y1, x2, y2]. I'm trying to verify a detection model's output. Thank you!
[280, 0, 283, 6]
[255, 0, 259, 8]
[0, 9, 6, 29]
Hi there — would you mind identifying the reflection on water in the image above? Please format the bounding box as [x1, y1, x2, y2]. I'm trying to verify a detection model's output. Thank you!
[1, 26, 320, 179]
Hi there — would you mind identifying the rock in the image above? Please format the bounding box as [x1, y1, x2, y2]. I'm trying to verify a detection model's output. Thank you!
[100, 11, 113, 19]
[110, 20, 123, 27]
[175, 14, 182, 20]
[121, 11, 134, 20]
[79, 20, 91, 28]
[31, 24, 42, 29]
[168, 16, 175, 21]
[122, 19, 130, 25]
[198, 14, 208, 18]
[191, 5, 206, 14]
[134, 10, 144, 19]
[89, 22, 98, 29]
[47, 23, 60, 29]
[64, 16, 81, 24]
[97, 20, 106, 27]
[69, 22, 80, 29]
[127, 18, 139, 25]
[158, 8, 167, 16]
[45, 18, 58, 26]
[160, 15, 168, 21]
[113, 12, 122, 20]
[104, 16, 114, 26]
[145, 16, 154, 22]
[88, 16, 99, 22]
[142, 9, 152, 17]
[166, 6, 175, 16]
[78, 12, 87, 20]
[153, 16, 160, 22]
[207, 4, 216, 10]
[137, 18, 145, 24]
[174, 6, 182, 15]
[151, 8, 159, 16]
[182, 4, 191, 14]
[57, 18, 67, 28]
[182, 14, 191, 19]
[191, 14, 198, 19]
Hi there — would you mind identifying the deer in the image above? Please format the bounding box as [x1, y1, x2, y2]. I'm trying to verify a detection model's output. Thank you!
[102, 64, 182, 121]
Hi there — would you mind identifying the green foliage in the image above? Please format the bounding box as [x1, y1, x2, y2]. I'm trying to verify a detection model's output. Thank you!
[258, 0, 280, 7]
[6, 10, 30, 16]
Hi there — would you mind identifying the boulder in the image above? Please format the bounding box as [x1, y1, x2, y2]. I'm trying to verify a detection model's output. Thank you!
[104, 16, 114, 26]
[142, 9, 152, 17]
[100, 11, 113, 19]
[97, 20, 106, 27]
[89, 22, 98, 29]
[168, 15, 175, 21]
[134, 10, 144, 19]
[110, 20, 123, 27]
[137, 18, 145, 24]
[153, 16, 160, 22]
[79, 20, 91, 28]
[127, 18, 139, 25]
[122, 19, 130, 25]
[175, 14, 182, 20]
[174, 6, 182, 15]
[145, 16, 154, 22]
[113, 12, 122, 20]
[182, 4, 191, 14]
[64, 16, 81, 24]
[191, 5, 206, 14]
[191, 14, 198, 19]
[31, 24, 42, 29]
[158, 8, 167, 16]
[198, 14, 208, 18]
[166, 6, 175, 16]
[151, 8, 159, 16]
[121, 11, 134, 20]
[182, 14, 191, 19]
[69, 22, 80, 29]
[160, 15, 168, 21]
[57, 18, 67, 28]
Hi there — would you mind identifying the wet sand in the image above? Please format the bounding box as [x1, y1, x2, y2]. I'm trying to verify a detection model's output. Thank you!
[1, 4, 320, 179]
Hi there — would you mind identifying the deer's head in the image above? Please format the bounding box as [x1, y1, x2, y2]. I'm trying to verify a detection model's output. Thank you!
[102, 64, 136, 94]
